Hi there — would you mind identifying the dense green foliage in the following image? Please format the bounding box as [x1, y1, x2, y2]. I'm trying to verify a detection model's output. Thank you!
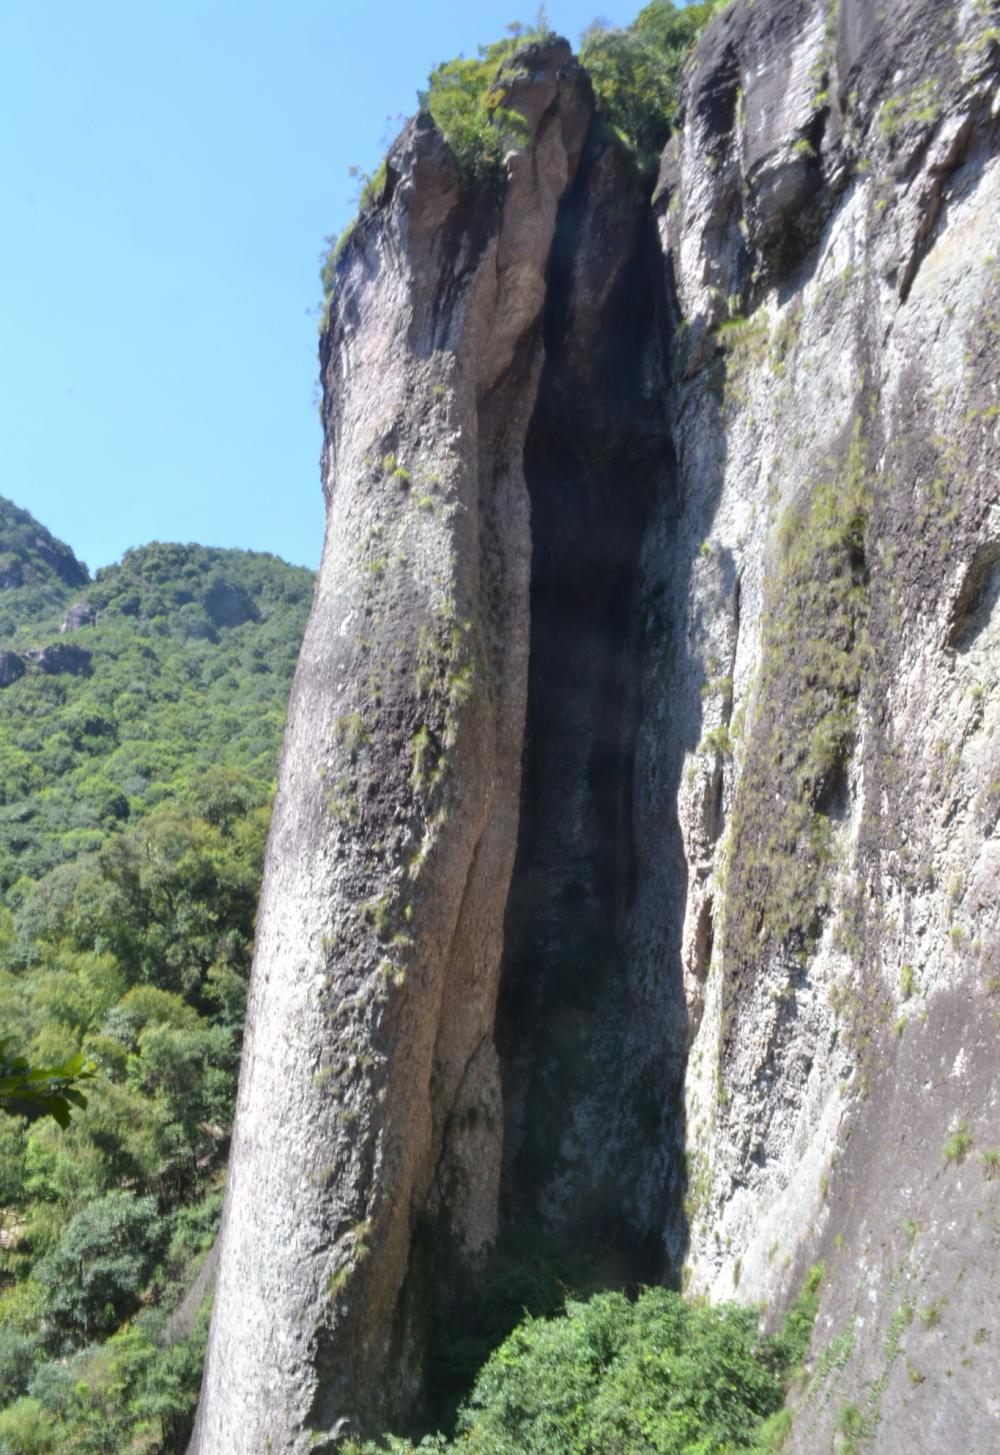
[581, 2, 729, 173]
[320, 2, 727, 320]
[0, 534, 311, 889]
[0, 1044, 95, 1127]
[420, 2, 729, 182]
[422, 26, 543, 179]
[0, 499, 312, 1452]
[423, 1222, 594, 1427]
[346, 1267, 823, 1454]
[421, 2, 729, 182]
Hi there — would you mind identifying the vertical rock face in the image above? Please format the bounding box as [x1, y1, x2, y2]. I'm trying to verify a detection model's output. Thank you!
[194, 3, 1000, 1452]
[654, 0, 1000, 1446]
[191, 40, 591, 1455]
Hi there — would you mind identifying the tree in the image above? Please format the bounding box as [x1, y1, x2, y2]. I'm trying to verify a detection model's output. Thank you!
[0, 1042, 95, 1128]
[33, 1190, 163, 1344]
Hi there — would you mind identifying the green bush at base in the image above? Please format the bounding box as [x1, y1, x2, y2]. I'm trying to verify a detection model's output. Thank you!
[346, 1266, 823, 1455]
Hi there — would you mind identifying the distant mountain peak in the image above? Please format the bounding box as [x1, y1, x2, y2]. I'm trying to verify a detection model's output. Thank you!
[0, 495, 89, 591]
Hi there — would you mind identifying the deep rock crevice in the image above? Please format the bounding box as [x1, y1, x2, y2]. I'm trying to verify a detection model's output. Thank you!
[496, 128, 682, 1283]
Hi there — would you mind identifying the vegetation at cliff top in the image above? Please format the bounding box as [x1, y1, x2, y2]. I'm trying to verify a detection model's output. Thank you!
[0, 498, 312, 1453]
[424, 1, 730, 180]
[581, 0, 729, 172]
[344, 1264, 823, 1455]
[422, 23, 543, 181]
[319, 1, 728, 321]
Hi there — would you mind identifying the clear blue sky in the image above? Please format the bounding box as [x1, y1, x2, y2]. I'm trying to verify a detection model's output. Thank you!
[1, 1, 639, 575]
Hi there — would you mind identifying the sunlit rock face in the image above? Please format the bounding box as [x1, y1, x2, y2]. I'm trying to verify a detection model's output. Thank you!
[191, 4, 1000, 1451]
[658, 2, 1000, 1448]
[190, 39, 594, 1455]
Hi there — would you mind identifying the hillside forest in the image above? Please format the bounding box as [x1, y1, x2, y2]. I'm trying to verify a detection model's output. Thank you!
[0, 495, 314, 1451]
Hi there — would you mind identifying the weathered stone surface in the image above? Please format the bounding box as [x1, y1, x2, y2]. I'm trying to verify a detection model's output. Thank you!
[497, 127, 681, 1273]
[192, 4, 1000, 1451]
[191, 39, 592, 1454]
[0, 650, 25, 686]
[653, 0, 1000, 1447]
[32, 533, 88, 587]
[22, 642, 92, 675]
[0, 497, 89, 593]
[60, 600, 97, 633]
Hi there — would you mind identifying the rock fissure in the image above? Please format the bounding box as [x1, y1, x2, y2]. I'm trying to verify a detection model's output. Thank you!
[495, 126, 676, 1276]
[191, 5, 1000, 1453]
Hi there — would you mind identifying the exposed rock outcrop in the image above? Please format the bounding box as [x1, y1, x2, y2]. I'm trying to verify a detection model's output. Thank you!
[497, 129, 681, 1273]
[0, 651, 25, 687]
[0, 642, 94, 683]
[0, 497, 89, 591]
[60, 600, 97, 632]
[191, 39, 592, 1454]
[656, 1, 1000, 1447]
[22, 642, 93, 676]
[32, 534, 88, 587]
[193, 4, 1000, 1452]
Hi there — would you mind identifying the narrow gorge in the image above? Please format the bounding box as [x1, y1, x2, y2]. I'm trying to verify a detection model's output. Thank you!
[191, 2, 1000, 1451]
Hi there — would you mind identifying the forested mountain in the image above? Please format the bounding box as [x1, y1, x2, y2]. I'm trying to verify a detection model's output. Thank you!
[0, 498, 313, 1452]
[0, 498, 89, 640]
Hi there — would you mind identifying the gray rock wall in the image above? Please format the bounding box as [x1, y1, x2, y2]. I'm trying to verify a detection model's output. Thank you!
[191, 41, 591, 1455]
[497, 128, 680, 1276]
[653, 0, 1000, 1446]
[192, 4, 1000, 1451]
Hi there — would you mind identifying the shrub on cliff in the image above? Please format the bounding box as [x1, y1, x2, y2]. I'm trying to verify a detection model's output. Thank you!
[33, 1191, 163, 1345]
[319, 17, 550, 319]
[319, 1, 729, 319]
[581, 0, 728, 173]
[422, 41, 534, 180]
[346, 1269, 823, 1454]
[457, 1289, 784, 1454]
[420, 2, 728, 184]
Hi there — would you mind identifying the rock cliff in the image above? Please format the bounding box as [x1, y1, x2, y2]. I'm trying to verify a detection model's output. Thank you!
[660, 2, 1000, 1448]
[192, 3, 1000, 1452]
